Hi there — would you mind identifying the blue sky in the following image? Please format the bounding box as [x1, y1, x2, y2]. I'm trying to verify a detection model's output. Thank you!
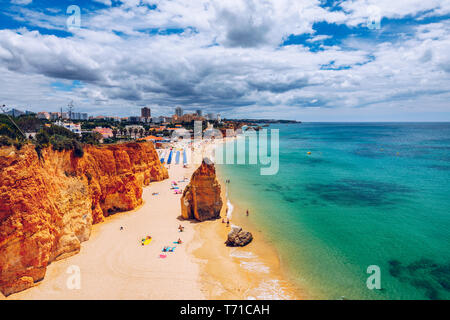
[0, 0, 449, 121]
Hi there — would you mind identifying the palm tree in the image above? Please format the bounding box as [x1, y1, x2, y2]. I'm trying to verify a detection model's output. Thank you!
[139, 128, 144, 138]
[133, 128, 138, 139]
[112, 128, 118, 139]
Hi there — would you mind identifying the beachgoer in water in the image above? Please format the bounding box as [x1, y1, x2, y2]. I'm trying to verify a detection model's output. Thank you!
[120, 226, 124, 230]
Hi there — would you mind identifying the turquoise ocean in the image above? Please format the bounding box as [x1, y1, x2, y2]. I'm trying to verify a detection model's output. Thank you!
[216, 123, 450, 300]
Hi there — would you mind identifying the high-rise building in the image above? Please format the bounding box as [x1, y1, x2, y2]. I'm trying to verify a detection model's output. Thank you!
[196, 109, 202, 116]
[71, 112, 81, 120]
[175, 107, 183, 117]
[50, 112, 60, 120]
[141, 107, 151, 118]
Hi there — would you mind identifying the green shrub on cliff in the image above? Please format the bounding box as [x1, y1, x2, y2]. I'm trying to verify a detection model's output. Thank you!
[0, 123, 17, 139]
[34, 125, 84, 157]
[49, 134, 75, 151]
[0, 135, 13, 146]
[73, 140, 84, 157]
[0, 135, 25, 149]
[81, 131, 102, 145]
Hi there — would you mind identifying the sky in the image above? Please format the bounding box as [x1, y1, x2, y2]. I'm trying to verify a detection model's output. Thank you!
[0, 0, 449, 121]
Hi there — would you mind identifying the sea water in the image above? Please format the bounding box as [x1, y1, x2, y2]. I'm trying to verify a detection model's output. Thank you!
[216, 123, 450, 300]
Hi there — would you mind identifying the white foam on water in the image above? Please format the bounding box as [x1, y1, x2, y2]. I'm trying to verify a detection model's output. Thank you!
[246, 279, 291, 300]
[240, 261, 270, 274]
[226, 198, 233, 219]
[229, 250, 257, 259]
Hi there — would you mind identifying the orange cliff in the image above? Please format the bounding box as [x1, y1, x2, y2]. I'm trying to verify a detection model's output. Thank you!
[0, 142, 168, 296]
[181, 158, 222, 222]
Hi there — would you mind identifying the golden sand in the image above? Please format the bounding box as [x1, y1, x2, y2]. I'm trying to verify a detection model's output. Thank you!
[5, 140, 303, 300]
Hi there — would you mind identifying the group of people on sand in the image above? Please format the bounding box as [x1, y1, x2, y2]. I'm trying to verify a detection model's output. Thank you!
[221, 209, 250, 227]
[160, 227, 184, 255]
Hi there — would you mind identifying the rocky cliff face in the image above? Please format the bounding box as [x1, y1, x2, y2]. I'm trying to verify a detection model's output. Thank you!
[181, 158, 222, 222]
[0, 142, 168, 296]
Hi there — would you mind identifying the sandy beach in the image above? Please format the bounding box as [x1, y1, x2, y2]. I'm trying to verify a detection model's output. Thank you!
[193, 139, 304, 299]
[4, 139, 302, 300]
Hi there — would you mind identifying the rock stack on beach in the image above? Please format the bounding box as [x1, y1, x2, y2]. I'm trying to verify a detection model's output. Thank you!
[180, 158, 223, 221]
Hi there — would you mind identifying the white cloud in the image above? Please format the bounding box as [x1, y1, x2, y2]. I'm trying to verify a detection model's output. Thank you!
[11, 0, 32, 5]
[0, 0, 449, 120]
[308, 35, 332, 42]
[93, 0, 112, 6]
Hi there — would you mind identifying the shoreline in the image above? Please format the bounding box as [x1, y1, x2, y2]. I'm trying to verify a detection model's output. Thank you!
[191, 138, 305, 299]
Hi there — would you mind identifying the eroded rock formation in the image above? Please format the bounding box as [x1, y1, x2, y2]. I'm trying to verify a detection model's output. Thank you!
[180, 158, 222, 221]
[225, 226, 253, 247]
[0, 142, 168, 296]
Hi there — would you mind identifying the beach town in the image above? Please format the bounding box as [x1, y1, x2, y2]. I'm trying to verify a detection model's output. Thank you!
[0, 105, 301, 300]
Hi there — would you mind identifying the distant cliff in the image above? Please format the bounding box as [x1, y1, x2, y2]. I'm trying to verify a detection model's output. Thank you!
[181, 158, 222, 222]
[0, 142, 168, 296]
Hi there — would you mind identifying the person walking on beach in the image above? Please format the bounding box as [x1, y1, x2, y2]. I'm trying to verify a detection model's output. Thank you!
[246, 210, 249, 216]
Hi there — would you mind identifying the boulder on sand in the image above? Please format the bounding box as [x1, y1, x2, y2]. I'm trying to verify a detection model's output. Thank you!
[225, 226, 253, 247]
